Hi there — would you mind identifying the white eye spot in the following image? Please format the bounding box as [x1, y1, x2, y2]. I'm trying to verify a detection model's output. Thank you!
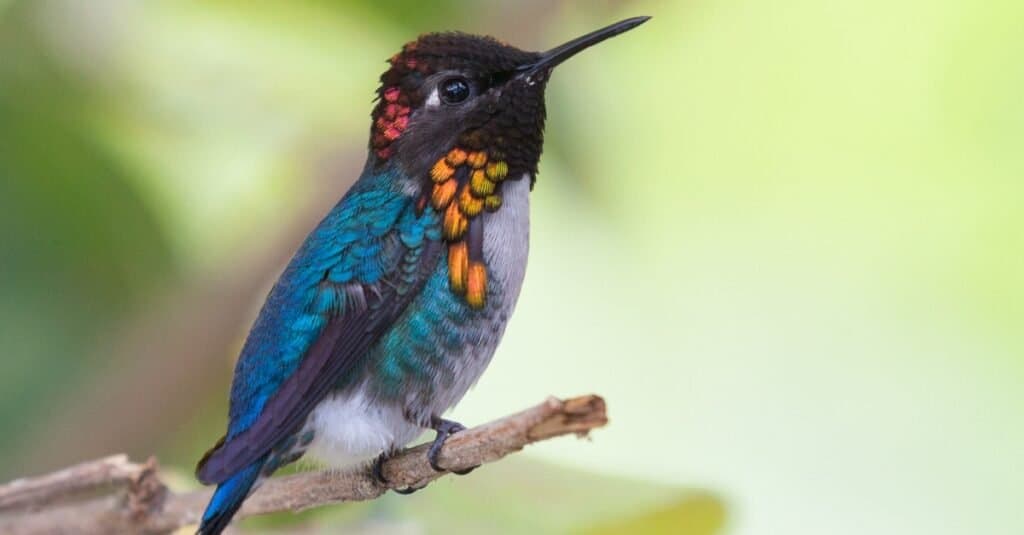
[426, 88, 440, 108]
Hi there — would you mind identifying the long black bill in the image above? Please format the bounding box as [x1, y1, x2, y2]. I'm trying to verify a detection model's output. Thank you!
[519, 16, 651, 74]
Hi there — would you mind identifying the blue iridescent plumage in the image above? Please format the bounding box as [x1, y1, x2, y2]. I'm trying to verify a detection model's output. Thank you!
[196, 165, 451, 532]
[223, 169, 435, 440]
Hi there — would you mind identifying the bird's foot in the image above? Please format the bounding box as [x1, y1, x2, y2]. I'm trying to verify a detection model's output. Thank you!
[370, 451, 392, 485]
[370, 450, 423, 495]
[427, 417, 480, 475]
[392, 485, 423, 495]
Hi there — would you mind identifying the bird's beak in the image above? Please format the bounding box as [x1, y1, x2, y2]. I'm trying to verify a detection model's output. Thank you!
[517, 16, 651, 76]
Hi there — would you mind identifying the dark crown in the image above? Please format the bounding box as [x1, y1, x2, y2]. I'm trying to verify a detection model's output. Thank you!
[370, 33, 546, 180]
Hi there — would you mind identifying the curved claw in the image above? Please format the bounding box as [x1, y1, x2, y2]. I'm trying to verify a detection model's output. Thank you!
[428, 418, 478, 473]
[451, 465, 479, 476]
[371, 450, 423, 495]
[370, 452, 390, 486]
[428, 442, 447, 472]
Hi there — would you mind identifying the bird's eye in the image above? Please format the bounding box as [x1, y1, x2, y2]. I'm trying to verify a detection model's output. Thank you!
[440, 77, 471, 104]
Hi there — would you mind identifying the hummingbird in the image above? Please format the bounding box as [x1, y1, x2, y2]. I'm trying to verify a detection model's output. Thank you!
[194, 16, 649, 534]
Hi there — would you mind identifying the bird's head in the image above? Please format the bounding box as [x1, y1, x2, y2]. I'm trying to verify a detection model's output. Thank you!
[369, 17, 650, 190]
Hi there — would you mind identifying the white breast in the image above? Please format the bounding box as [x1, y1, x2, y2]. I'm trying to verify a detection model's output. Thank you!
[483, 175, 531, 301]
[305, 386, 419, 468]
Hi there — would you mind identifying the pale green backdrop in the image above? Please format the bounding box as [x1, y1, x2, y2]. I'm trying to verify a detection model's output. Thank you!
[1, 1, 1020, 534]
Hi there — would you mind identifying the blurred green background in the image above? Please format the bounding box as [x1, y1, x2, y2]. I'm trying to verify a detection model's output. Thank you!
[1, 0, 1021, 533]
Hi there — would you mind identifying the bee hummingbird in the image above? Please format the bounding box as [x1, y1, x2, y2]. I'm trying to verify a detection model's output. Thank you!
[195, 16, 649, 534]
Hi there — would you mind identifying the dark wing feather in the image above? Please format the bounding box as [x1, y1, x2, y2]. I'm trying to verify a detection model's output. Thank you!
[197, 239, 441, 484]
[196, 189, 443, 484]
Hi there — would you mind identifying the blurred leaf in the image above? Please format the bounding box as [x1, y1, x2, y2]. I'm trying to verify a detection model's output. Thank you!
[578, 493, 727, 535]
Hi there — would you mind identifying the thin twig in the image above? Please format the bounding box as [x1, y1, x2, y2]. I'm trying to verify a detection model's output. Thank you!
[0, 395, 608, 535]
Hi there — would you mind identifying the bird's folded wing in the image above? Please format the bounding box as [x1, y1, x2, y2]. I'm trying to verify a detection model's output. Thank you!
[197, 185, 442, 485]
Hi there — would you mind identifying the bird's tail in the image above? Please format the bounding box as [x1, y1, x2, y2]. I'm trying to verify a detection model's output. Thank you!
[197, 458, 264, 535]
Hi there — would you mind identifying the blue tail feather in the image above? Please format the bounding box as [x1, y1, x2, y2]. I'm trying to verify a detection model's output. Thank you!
[197, 459, 264, 535]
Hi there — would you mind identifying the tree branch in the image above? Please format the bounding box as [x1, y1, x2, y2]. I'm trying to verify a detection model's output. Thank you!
[0, 395, 607, 534]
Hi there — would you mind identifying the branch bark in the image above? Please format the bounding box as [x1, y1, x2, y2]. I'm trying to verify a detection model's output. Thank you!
[0, 395, 607, 534]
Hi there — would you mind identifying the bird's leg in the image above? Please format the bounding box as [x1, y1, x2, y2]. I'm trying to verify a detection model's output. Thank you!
[427, 417, 478, 475]
[370, 449, 423, 494]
